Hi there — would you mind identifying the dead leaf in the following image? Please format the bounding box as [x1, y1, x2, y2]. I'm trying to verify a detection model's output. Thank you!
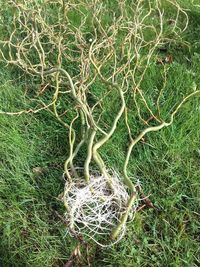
[135, 185, 155, 209]
[141, 193, 155, 209]
[156, 54, 173, 65]
[165, 54, 173, 64]
[64, 260, 74, 267]
[32, 167, 44, 174]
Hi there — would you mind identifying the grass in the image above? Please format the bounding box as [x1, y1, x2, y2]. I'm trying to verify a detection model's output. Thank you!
[0, 1, 200, 267]
[0, 79, 75, 266]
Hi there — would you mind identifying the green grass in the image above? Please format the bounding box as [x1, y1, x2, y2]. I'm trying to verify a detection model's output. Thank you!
[0, 79, 76, 266]
[0, 2, 200, 267]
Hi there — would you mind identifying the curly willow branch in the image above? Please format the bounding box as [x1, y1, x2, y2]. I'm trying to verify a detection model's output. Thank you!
[0, 0, 199, 245]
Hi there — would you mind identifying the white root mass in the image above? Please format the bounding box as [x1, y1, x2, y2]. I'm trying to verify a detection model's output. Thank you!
[64, 173, 138, 246]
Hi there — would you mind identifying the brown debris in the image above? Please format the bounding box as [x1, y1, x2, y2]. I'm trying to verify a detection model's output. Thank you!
[156, 54, 173, 65]
[136, 184, 156, 211]
[64, 260, 75, 267]
[64, 245, 82, 267]
[32, 166, 44, 174]
[37, 83, 50, 95]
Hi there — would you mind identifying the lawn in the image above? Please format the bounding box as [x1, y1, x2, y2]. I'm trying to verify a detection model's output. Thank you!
[0, 1, 200, 266]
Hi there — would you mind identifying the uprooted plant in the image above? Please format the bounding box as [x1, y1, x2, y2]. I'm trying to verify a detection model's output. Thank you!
[0, 0, 199, 246]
